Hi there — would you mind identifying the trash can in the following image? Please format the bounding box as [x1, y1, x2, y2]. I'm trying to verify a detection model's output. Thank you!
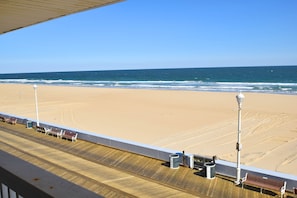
[26, 121, 33, 129]
[204, 162, 216, 179]
[169, 154, 180, 169]
[188, 154, 194, 169]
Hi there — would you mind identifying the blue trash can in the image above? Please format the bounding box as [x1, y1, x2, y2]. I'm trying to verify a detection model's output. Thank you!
[26, 121, 33, 129]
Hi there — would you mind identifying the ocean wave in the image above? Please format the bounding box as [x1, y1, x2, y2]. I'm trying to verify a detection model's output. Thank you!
[0, 79, 297, 94]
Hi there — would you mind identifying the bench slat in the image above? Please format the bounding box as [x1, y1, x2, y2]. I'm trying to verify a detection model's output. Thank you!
[245, 174, 283, 190]
[46, 128, 63, 138]
[62, 130, 78, 142]
[242, 173, 286, 197]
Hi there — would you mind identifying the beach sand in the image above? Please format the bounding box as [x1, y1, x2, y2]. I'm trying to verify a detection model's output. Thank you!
[1, 84, 297, 175]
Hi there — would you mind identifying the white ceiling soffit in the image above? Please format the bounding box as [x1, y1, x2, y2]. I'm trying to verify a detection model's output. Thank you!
[0, 0, 124, 34]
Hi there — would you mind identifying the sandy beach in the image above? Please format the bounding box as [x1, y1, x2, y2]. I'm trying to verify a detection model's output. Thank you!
[1, 84, 297, 175]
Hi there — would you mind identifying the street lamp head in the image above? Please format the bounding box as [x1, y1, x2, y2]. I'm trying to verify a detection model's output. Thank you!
[236, 92, 244, 106]
[33, 84, 38, 89]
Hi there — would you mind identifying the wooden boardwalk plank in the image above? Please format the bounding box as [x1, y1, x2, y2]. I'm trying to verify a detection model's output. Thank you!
[0, 125, 198, 197]
[0, 122, 278, 197]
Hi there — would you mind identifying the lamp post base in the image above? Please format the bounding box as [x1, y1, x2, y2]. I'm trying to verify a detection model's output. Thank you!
[234, 180, 241, 186]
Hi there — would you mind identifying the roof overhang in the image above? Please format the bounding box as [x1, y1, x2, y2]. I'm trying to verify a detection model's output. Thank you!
[0, 0, 124, 34]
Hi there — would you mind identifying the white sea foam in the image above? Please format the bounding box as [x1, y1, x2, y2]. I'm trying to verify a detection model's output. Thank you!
[0, 79, 297, 94]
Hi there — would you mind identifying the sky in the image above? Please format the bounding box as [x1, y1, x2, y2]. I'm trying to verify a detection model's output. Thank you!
[1, 0, 297, 74]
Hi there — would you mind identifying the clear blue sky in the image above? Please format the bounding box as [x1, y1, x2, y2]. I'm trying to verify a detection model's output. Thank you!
[1, 0, 297, 74]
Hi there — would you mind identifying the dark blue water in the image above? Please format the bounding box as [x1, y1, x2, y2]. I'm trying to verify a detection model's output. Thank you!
[0, 66, 297, 94]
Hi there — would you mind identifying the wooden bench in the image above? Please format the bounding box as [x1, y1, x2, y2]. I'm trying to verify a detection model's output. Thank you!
[242, 173, 286, 197]
[46, 128, 63, 138]
[7, 118, 18, 125]
[0, 116, 5, 122]
[36, 126, 51, 134]
[0, 116, 11, 123]
[6, 117, 17, 125]
[62, 130, 78, 142]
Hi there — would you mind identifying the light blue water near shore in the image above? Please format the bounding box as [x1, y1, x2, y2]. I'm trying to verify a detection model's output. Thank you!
[0, 66, 297, 94]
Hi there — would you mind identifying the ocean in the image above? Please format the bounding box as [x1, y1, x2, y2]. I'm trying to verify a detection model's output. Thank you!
[0, 66, 297, 94]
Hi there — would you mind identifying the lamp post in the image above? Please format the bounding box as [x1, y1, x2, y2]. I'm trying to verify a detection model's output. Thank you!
[33, 84, 39, 127]
[235, 92, 244, 185]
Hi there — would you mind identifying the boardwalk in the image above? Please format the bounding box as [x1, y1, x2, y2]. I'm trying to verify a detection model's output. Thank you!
[0, 122, 279, 197]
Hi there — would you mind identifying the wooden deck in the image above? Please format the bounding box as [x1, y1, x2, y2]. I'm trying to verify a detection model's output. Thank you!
[0, 122, 281, 197]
